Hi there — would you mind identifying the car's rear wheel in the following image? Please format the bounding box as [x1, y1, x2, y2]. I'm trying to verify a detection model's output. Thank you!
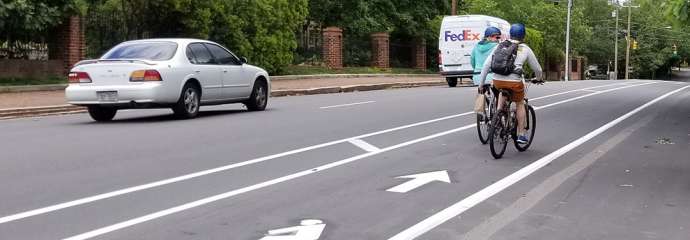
[172, 83, 200, 119]
[244, 80, 268, 111]
[87, 106, 117, 122]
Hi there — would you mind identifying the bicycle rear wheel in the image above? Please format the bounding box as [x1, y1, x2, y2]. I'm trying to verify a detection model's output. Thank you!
[489, 110, 509, 159]
[476, 95, 491, 144]
[514, 105, 536, 152]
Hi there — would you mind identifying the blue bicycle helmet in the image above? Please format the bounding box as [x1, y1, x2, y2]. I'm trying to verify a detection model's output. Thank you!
[510, 23, 526, 40]
[484, 27, 502, 38]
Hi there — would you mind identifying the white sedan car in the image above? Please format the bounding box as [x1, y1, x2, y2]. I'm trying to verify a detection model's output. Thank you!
[66, 38, 270, 121]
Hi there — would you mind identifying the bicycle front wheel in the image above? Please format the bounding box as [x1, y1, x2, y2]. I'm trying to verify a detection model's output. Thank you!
[476, 95, 491, 144]
[515, 105, 536, 152]
[489, 111, 509, 159]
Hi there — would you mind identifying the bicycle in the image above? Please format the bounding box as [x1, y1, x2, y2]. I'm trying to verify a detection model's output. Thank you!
[476, 84, 497, 144]
[488, 78, 544, 159]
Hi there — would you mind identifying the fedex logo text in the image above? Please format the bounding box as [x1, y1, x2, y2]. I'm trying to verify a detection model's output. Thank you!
[444, 30, 481, 42]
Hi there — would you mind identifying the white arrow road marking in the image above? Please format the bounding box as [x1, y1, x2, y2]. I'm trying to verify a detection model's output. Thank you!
[0, 82, 627, 226]
[348, 139, 381, 152]
[388, 85, 690, 240]
[320, 101, 375, 109]
[387, 171, 451, 193]
[260, 219, 325, 240]
[61, 82, 655, 240]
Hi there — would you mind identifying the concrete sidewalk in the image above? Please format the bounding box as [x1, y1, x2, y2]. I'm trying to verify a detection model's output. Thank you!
[0, 75, 469, 118]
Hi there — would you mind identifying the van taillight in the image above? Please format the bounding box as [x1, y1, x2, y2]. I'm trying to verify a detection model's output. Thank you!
[438, 51, 443, 65]
[130, 70, 162, 82]
[68, 72, 92, 83]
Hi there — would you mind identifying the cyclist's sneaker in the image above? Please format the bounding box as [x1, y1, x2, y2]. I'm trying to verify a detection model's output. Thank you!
[517, 135, 529, 144]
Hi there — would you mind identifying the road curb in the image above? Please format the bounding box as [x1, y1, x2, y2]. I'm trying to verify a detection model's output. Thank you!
[271, 74, 438, 81]
[0, 105, 86, 120]
[271, 81, 456, 97]
[0, 84, 68, 93]
[0, 74, 440, 93]
[1, 80, 467, 119]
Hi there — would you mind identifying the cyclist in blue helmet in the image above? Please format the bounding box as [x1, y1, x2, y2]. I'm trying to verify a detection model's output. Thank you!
[471, 27, 502, 86]
[479, 23, 543, 144]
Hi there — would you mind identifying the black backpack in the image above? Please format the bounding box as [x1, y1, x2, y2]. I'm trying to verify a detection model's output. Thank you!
[490, 40, 519, 75]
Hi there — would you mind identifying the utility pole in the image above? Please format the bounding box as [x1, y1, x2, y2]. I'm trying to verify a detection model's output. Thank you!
[565, 0, 573, 81]
[614, 0, 619, 80]
[624, 3, 639, 80]
[452, 0, 458, 15]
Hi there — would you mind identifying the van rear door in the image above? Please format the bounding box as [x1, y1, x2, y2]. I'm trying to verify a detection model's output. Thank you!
[439, 20, 485, 77]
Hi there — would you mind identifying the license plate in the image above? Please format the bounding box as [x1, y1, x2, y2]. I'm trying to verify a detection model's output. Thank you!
[97, 91, 118, 102]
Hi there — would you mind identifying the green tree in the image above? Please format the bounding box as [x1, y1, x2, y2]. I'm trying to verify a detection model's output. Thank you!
[85, 0, 308, 74]
[665, 0, 689, 25]
[0, 0, 80, 42]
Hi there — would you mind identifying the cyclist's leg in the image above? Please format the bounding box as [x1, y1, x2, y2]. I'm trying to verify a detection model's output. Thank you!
[510, 83, 527, 136]
[492, 80, 513, 113]
[516, 100, 526, 135]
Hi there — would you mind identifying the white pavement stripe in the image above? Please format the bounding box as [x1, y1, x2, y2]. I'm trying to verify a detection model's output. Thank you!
[0, 82, 639, 226]
[62, 82, 655, 240]
[529, 82, 626, 101]
[462, 114, 656, 240]
[348, 139, 381, 152]
[387, 85, 690, 240]
[320, 101, 376, 109]
[534, 82, 657, 110]
[579, 89, 600, 93]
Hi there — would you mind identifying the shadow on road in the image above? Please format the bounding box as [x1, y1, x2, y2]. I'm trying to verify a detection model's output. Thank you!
[77, 109, 268, 124]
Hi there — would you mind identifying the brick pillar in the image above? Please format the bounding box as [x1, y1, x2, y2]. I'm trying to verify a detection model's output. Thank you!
[57, 16, 86, 74]
[322, 27, 343, 69]
[413, 39, 427, 70]
[370, 32, 389, 69]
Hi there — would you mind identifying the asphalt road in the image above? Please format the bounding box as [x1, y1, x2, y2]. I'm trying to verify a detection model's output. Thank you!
[1, 80, 689, 240]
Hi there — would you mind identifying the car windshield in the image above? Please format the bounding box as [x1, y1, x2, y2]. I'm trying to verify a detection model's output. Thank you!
[101, 42, 178, 61]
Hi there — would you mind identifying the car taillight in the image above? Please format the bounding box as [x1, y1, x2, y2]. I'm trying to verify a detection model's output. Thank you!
[68, 72, 92, 83]
[438, 50, 443, 65]
[130, 70, 162, 81]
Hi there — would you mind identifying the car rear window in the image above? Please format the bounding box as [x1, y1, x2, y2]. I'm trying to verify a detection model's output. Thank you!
[102, 42, 178, 61]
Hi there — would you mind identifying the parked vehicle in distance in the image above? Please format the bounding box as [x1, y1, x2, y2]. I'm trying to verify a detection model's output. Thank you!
[438, 15, 510, 87]
[66, 39, 270, 121]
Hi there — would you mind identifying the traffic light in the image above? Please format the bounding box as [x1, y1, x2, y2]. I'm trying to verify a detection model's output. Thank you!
[632, 40, 638, 50]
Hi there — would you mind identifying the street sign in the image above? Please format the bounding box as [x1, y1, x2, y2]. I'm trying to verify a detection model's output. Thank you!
[260, 219, 326, 240]
[386, 171, 451, 193]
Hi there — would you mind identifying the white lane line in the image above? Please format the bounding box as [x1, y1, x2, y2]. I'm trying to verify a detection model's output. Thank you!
[320, 101, 376, 109]
[578, 89, 600, 93]
[0, 82, 639, 226]
[529, 82, 627, 101]
[534, 82, 656, 110]
[348, 139, 381, 152]
[62, 82, 656, 240]
[387, 85, 690, 240]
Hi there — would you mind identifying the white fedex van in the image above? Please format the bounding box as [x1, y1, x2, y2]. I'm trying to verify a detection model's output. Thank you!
[438, 15, 510, 87]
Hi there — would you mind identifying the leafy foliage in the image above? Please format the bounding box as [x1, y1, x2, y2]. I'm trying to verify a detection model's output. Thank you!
[84, 0, 308, 74]
[0, 0, 80, 41]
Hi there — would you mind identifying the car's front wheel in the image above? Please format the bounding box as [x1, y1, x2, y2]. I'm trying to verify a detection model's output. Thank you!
[244, 80, 268, 111]
[446, 77, 458, 87]
[172, 83, 201, 119]
[87, 106, 117, 122]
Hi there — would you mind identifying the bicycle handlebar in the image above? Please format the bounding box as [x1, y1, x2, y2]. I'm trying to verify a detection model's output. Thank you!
[528, 79, 545, 85]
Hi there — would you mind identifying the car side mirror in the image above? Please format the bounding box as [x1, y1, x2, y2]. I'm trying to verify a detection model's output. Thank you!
[240, 57, 248, 64]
